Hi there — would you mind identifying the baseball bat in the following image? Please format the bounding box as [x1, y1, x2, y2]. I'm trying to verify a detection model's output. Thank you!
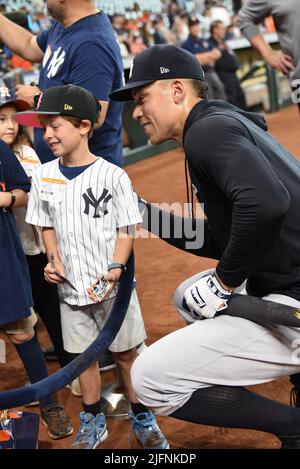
[183, 294, 300, 326]
[226, 293, 300, 327]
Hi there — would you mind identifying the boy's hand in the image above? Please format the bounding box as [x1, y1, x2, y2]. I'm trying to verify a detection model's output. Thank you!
[104, 269, 122, 284]
[87, 269, 122, 303]
[44, 261, 65, 284]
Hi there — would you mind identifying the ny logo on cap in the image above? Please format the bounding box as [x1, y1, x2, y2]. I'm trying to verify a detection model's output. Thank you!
[160, 67, 170, 74]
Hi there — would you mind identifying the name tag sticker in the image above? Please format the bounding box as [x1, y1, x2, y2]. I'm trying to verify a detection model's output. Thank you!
[39, 178, 66, 203]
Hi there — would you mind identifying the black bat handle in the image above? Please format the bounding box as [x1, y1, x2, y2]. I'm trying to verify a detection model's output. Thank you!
[226, 294, 300, 327]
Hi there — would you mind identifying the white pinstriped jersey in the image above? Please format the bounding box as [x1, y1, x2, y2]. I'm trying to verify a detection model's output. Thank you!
[26, 157, 142, 306]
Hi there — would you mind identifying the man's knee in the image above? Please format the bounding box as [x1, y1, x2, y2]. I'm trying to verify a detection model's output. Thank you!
[131, 351, 162, 409]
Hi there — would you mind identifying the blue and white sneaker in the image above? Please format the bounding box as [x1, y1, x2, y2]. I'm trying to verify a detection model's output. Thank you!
[129, 411, 170, 449]
[71, 412, 108, 449]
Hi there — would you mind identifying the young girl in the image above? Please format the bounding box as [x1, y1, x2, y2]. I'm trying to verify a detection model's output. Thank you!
[0, 82, 73, 371]
[0, 81, 72, 440]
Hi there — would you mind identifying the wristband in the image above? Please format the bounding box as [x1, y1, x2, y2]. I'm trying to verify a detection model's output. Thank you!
[107, 263, 127, 273]
[8, 192, 16, 208]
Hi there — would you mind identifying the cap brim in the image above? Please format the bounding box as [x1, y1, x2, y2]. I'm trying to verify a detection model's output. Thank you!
[110, 79, 154, 102]
[14, 111, 61, 128]
[0, 98, 31, 112]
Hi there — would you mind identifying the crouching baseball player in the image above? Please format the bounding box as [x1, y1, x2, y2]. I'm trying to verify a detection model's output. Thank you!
[110, 44, 300, 449]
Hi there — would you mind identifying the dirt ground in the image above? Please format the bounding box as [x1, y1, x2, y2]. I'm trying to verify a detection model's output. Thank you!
[1, 105, 300, 450]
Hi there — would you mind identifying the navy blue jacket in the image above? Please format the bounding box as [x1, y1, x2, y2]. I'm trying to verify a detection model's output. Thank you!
[0, 142, 32, 324]
[183, 100, 300, 300]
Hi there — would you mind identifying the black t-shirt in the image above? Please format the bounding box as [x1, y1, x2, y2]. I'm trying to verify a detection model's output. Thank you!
[183, 100, 300, 301]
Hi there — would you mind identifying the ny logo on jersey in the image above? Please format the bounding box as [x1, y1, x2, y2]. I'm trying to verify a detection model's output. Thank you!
[82, 187, 112, 218]
[46, 47, 66, 79]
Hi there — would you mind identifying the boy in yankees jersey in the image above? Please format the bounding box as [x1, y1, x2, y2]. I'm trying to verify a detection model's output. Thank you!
[16, 84, 169, 450]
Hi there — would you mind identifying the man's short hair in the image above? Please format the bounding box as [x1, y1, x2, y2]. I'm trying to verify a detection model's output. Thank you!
[210, 20, 223, 35]
[190, 79, 208, 99]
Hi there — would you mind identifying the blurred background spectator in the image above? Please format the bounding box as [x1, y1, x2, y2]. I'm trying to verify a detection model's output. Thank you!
[209, 19, 246, 107]
[182, 17, 227, 100]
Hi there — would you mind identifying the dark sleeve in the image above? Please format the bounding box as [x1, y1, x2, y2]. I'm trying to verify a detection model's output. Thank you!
[36, 27, 50, 52]
[1, 142, 30, 192]
[139, 200, 221, 259]
[237, 0, 271, 40]
[186, 116, 290, 287]
[68, 42, 116, 101]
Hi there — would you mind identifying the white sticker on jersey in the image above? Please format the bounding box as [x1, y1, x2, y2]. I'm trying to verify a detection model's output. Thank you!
[39, 179, 66, 203]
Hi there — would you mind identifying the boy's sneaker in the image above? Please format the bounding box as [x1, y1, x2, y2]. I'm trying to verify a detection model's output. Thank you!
[71, 412, 108, 449]
[41, 404, 73, 439]
[129, 411, 169, 449]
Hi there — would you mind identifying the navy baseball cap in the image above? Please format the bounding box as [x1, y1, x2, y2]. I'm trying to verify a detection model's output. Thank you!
[0, 80, 31, 112]
[110, 44, 205, 102]
[14, 84, 101, 128]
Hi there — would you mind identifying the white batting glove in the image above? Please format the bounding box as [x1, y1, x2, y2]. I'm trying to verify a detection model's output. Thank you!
[184, 273, 233, 319]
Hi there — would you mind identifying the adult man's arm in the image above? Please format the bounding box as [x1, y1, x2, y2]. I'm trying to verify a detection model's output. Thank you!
[196, 48, 221, 66]
[0, 13, 44, 62]
[237, 0, 294, 75]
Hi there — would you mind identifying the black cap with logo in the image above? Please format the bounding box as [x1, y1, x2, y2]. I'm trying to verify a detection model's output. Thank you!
[110, 44, 205, 102]
[14, 84, 101, 128]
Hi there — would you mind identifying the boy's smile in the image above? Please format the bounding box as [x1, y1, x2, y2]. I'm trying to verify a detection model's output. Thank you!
[39, 115, 92, 164]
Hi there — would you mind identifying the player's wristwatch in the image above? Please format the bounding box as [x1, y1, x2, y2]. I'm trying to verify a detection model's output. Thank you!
[107, 263, 127, 273]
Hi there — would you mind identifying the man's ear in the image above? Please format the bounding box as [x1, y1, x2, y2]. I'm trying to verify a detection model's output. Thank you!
[172, 79, 185, 104]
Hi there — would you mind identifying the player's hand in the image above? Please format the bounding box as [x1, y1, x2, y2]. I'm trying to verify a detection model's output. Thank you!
[44, 262, 65, 284]
[184, 273, 233, 319]
[263, 49, 294, 75]
[15, 85, 40, 107]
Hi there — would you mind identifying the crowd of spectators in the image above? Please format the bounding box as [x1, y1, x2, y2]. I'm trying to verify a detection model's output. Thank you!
[0, 0, 277, 108]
